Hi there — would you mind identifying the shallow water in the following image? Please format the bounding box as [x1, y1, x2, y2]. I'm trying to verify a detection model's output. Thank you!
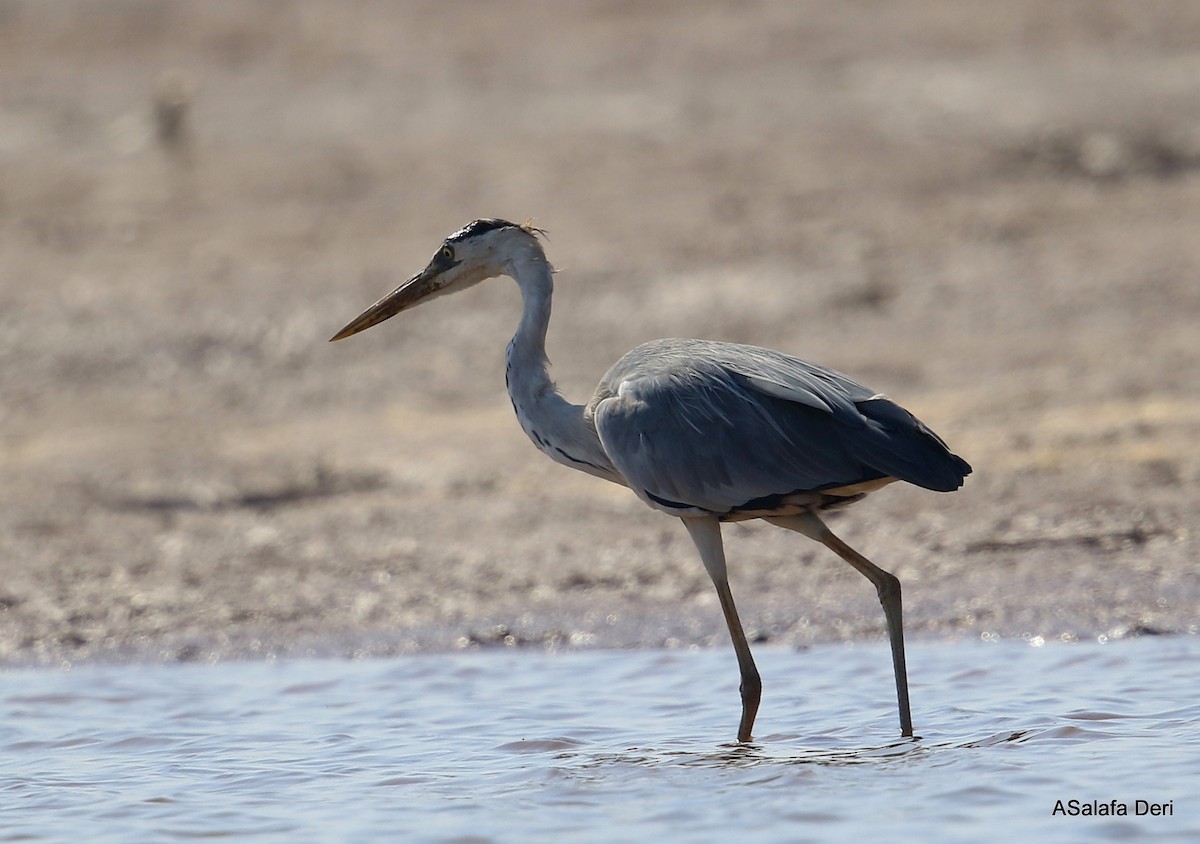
[1, 637, 1196, 843]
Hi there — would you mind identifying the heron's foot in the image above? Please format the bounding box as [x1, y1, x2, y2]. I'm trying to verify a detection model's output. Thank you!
[736, 679, 761, 743]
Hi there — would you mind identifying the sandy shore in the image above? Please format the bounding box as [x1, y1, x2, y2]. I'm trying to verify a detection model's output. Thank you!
[2, 1, 1198, 665]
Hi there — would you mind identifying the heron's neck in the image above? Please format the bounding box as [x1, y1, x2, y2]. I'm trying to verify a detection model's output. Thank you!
[506, 253, 555, 400]
[504, 252, 618, 482]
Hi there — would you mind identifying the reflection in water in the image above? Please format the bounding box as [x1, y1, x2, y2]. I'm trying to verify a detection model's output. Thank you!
[2, 637, 1197, 842]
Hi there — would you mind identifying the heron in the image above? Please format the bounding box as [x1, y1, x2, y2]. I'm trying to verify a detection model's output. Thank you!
[331, 219, 971, 742]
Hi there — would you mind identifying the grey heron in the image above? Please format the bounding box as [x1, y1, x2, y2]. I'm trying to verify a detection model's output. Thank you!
[331, 219, 971, 742]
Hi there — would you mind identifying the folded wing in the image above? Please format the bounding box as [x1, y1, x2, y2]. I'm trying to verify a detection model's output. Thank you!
[589, 339, 970, 516]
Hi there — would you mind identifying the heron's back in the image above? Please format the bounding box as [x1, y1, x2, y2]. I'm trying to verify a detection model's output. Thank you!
[589, 338, 970, 516]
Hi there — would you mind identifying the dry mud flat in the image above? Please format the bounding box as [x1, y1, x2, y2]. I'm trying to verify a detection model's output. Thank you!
[1, 1, 1199, 664]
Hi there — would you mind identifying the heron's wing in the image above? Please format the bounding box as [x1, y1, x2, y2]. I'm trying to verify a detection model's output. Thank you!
[590, 339, 969, 515]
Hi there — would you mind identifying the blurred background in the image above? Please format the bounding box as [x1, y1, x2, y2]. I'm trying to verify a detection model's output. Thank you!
[2, 0, 1198, 664]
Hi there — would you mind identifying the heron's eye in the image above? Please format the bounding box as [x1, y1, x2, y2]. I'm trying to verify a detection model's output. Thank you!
[440, 246, 455, 262]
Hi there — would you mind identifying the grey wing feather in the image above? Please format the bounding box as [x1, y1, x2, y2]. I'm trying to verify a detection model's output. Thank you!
[589, 338, 970, 515]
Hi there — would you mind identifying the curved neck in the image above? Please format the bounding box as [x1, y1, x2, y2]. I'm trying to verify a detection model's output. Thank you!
[506, 253, 555, 403]
[503, 251, 619, 483]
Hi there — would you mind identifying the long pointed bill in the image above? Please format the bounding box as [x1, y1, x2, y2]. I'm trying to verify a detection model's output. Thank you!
[329, 266, 442, 341]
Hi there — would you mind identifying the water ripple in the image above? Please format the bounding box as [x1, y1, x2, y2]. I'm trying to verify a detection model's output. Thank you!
[0, 637, 1196, 843]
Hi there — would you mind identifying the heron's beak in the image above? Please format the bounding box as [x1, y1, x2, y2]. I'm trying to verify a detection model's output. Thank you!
[329, 263, 445, 341]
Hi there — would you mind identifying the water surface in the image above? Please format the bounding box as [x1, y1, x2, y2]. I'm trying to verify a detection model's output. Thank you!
[2, 637, 1197, 842]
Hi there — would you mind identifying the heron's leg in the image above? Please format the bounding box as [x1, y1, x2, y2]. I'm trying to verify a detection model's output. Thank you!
[682, 516, 762, 743]
[767, 511, 914, 737]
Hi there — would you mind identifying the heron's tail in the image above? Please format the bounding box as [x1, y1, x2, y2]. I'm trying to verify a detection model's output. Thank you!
[852, 398, 972, 492]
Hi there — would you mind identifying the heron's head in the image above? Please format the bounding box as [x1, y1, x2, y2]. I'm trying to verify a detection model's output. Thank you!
[330, 218, 546, 341]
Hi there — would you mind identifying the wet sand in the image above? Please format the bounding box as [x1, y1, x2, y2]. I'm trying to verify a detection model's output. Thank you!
[2, 1, 1199, 665]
